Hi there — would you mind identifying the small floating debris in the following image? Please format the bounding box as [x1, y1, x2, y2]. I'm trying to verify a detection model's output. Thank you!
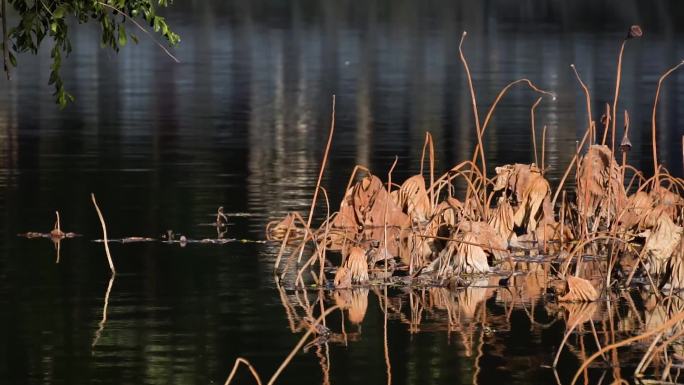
[18, 211, 80, 239]
[92, 236, 266, 245]
[93, 237, 156, 243]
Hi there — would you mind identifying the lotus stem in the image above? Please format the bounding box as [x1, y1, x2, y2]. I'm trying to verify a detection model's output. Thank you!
[224, 358, 263, 385]
[541, 125, 547, 176]
[91, 193, 115, 275]
[651, 60, 684, 186]
[611, 40, 627, 155]
[299, 95, 336, 263]
[570, 64, 593, 143]
[530, 97, 542, 166]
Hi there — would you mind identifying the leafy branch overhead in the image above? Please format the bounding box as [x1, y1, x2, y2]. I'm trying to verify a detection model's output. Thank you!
[0, 0, 180, 107]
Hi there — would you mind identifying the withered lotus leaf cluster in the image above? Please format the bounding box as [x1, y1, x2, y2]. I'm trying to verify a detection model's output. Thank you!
[266, 25, 684, 308]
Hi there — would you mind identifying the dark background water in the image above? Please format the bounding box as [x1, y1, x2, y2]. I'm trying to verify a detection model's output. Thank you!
[0, 1, 683, 384]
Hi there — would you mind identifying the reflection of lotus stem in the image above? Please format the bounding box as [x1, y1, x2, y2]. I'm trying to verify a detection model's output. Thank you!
[223, 357, 263, 385]
[91, 193, 115, 274]
[383, 287, 391, 385]
[570, 310, 684, 385]
[92, 275, 114, 349]
[54, 238, 61, 264]
[552, 302, 594, 368]
[265, 305, 340, 385]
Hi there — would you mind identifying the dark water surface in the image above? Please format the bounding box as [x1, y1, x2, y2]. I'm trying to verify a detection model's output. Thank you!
[1, 1, 684, 384]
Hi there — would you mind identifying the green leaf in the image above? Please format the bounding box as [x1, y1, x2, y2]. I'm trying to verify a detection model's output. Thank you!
[118, 26, 127, 47]
[53, 5, 66, 19]
[5, 0, 180, 107]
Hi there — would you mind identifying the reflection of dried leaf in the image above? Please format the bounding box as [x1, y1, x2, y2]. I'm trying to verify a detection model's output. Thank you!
[560, 302, 598, 328]
[333, 288, 369, 324]
[457, 280, 493, 319]
[559, 276, 599, 302]
[345, 247, 369, 283]
[397, 175, 432, 222]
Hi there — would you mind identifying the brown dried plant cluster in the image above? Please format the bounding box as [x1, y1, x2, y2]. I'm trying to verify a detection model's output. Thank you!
[268, 27, 682, 298]
[258, 26, 684, 383]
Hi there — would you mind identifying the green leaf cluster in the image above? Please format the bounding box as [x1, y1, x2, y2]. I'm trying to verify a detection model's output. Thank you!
[1, 0, 180, 107]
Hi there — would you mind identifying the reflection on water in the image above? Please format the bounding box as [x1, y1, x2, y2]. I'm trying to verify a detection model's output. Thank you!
[271, 266, 684, 385]
[1, 1, 684, 384]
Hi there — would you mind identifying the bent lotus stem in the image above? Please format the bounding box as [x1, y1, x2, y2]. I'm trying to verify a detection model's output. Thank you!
[651, 60, 684, 187]
[530, 97, 542, 166]
[458, 31, 487, 215]
[91, 193, 115, 275]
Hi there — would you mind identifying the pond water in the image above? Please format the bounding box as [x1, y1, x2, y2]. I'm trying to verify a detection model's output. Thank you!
[1, 1, 684, 384]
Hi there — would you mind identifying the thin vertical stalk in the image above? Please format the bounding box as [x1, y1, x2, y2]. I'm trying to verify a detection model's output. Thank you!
[530, 97, 542, 166]
[651, 61, 684, 186]
[91, 193, 116, 275]
[541, 125, 547, 176]
[298, 96, 336, 263]
[601, 103, 611, 146]
[611, 40, 627, 155]
[570, 64, 593, 143]
[1, 0, 9, 79]
[465, 79, 553, 206]
[385, 156, 398, 277]
[551, 123, 591, 207]
[458, 32, 487, 215]
[621, 110, 629, 185]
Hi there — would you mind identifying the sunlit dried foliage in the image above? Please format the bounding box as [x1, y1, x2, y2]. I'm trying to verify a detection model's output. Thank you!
[256, 25, 684, 385]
